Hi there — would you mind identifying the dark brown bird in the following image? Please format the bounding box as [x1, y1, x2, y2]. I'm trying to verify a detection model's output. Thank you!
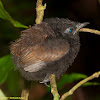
[10, 18, 89, 84]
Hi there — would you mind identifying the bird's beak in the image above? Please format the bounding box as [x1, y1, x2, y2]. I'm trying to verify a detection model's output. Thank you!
[73, 22, 89, 35]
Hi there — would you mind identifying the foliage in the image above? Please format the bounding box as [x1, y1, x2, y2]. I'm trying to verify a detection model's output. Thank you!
[48, 73, 100, 92]
[0, 55, 14, 84]
[0, 55, 20, 96]
[83, 82, 100, 86]
[0, 1, 28, 28]
[57, 73, 87, 90]
[7, 70, 20, 96]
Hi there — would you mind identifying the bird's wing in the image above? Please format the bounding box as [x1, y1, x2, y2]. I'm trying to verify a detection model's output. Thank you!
[20, 38, 69, 64]
[11, 38, 69, 72]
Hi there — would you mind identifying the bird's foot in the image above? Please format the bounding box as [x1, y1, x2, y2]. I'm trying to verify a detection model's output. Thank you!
[40, 74, 50, 87]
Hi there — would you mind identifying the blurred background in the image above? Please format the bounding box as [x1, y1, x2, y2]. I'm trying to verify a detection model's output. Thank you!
[0, 0, 100, 100]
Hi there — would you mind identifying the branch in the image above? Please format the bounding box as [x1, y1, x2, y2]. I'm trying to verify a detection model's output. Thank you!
[49, 74, 59, 100]
[20, 81, 31, 100]
[60, 71, 100, 100]
[21, 89, 29, 100]
[79, 28, 100, 35]
[20, 0, 46, 99]
[35, 0, 46, 24]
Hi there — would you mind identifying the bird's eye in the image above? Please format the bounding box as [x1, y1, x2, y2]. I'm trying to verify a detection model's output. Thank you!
[64, 28, 73, 34]
[69, 29, 72, 33]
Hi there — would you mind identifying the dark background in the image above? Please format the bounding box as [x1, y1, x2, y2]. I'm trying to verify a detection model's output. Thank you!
[0, 0, 100, 100]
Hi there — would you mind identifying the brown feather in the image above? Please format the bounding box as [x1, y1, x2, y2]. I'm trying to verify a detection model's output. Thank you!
[19, 41, 69, 67]
[10, 22, 70, 68]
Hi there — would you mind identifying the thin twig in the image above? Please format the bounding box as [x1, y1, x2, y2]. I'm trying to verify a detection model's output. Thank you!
[79, 28, 100, 35]
[60, 71, 100, 100]
[49, 74, 59, 100]
[21, 81, 31, 100]
[20, 0, 46, 99]
[35, 0, 46, 24]
[21, 89, 29, 100]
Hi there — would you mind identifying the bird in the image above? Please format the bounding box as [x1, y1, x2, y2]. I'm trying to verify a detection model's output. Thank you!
[10, 18, 89, 84]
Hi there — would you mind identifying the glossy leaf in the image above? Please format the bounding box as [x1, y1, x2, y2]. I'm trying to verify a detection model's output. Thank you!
[0, 1, 28, 28]
[0, 55, 15, 84]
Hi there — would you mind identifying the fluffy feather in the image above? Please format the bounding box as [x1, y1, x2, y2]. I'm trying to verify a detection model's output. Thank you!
[10, 18, 88, 83]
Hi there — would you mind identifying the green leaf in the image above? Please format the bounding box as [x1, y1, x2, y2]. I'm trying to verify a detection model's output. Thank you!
[83, 82, 100, 86]
[47, 73, 87, 92]
[0, 89, 8, 100]
[57, 73, 87, 90]
[7, 70, 20, 96]
[0, 1, 28, 28]
[0, 55, 15, 84]
[0, 72, 8, 85]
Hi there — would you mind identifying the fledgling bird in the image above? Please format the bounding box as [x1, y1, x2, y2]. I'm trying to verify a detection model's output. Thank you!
[10, 18, 89, 84]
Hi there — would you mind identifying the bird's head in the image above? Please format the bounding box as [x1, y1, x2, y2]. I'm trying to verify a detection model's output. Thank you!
[44, 18, 89, 38]
[62, 22, 89, 36]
